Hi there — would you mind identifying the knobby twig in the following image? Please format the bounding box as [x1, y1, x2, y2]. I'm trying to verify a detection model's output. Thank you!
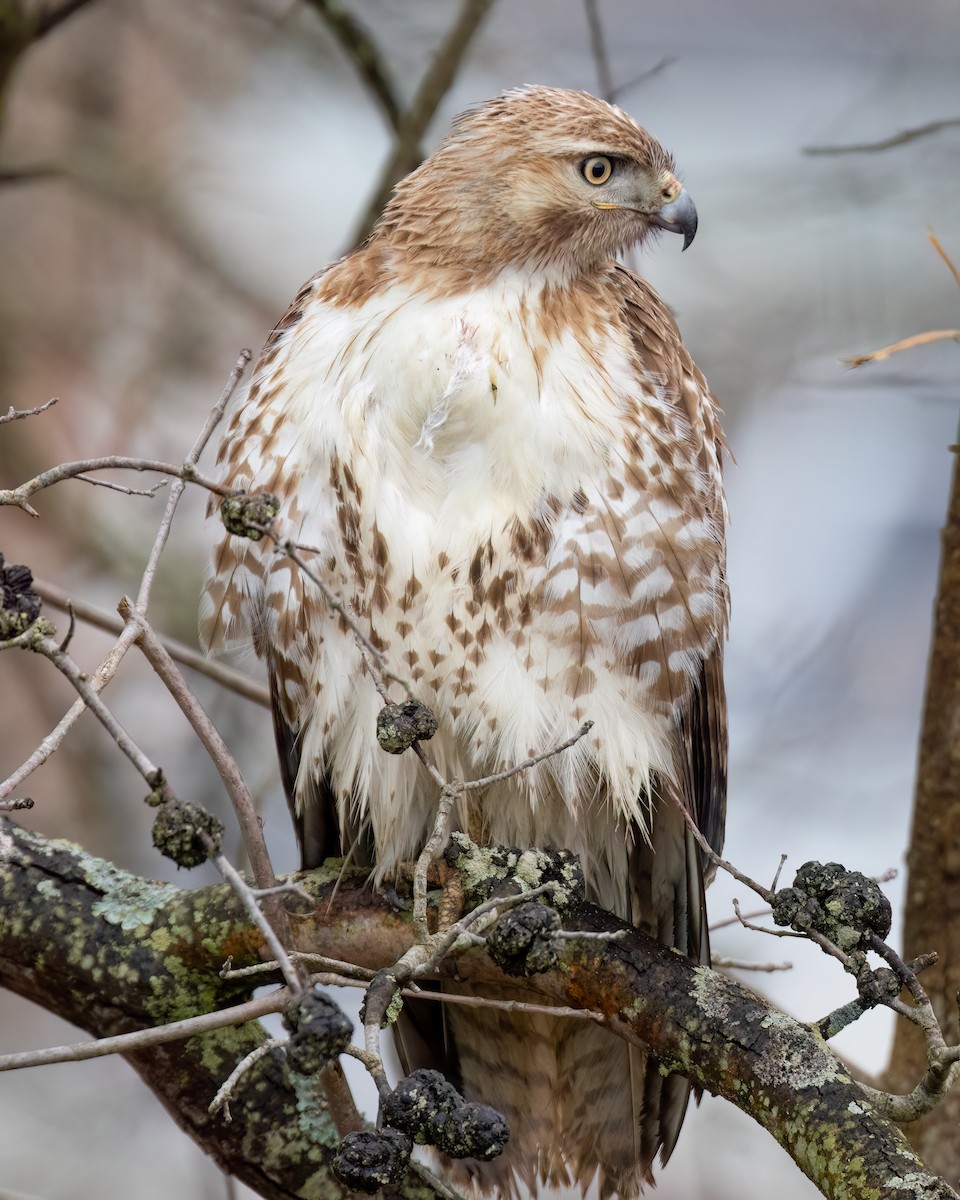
[0, 396, 59, 424]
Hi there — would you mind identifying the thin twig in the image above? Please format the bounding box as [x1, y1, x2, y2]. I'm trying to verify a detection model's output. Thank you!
[57, 602, 76, 652]
[1, 628, 176, 801]
[120, 602, 280, 898]
[0, 355, 251, 801]
[413, 783, 461, 940]
[209, 1038, 284, 1120]
[220, 953, 373, 983]
[0, 456, 230, 519]
[804, 117, 960, 156]
[349, 0, 496, 245]
[0, 397, 59, 424]
[279, 539, 408, 691]
[0, 990, 289, 1072]
[732, 898, 805, 940]
[0, 797, 33, 811]
[33, 578, 269, 707]
[929, 230, 960, 290]
[400, 985, 606, 1023]
[461, 721, 594, 793]
[671, 796, 857, 971]
[204, 843, 302, 992]
[713, 956, 793, 973]
[842, 329, 960, 368]
[304, 0, 405, 134]
[583, 0, 614, 102]
[610, 56, 676, 101]
[136, 349, 251, 611]
[0, 622, 140, 801]
[73, 474, 168, 499]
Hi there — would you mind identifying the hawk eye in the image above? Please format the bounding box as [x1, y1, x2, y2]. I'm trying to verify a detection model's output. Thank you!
[581, 156, 613, 185]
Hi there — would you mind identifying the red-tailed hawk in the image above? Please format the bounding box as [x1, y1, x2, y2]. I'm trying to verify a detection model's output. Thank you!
[201, 85, 727, 1198]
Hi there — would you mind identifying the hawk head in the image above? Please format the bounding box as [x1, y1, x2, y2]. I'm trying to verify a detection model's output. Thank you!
[377, 85, 697, 279]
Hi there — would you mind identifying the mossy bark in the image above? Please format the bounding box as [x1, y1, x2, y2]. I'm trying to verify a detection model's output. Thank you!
[0, 820, 434, 1200]
[0, 818, 955, 1200]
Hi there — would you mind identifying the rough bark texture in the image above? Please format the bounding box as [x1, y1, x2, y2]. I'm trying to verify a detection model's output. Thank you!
[884, 442, 960, 1177]
[1, 817, 955, 1199]
[0, 819, 434, 1200]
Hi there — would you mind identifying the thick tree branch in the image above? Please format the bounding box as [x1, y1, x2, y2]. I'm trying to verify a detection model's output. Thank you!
[0, 818, 954, 1200]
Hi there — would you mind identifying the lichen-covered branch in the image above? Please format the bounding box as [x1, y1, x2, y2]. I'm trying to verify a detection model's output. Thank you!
[0, 817, 954, 1199]
[0, 818, 436, 1200]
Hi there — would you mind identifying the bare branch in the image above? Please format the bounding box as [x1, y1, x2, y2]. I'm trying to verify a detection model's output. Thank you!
[0, 456, 229, 519]
[929, 230, 960, 290]
[804, 118, 960, 156]
[842, 329, 960, 368]
[462, 720, 594, 792]
[0, 355, 253, 798]
[304, 0, 405, 134]
[610, 55, 677, 100]
[204, 841, 304, 992]
[0, 621, 140, 801]
[0, 990, 288, 1073]
[400, 985, 606, 1023]
[209, 1038, 284, 1120]
[73, 473, 168, 498]
[136, 348, 252, 610]
[33, 578, 269, 707]
[713, 956, 793, 973]
[1, 626, 176, 802]
[119, 602, 279, 896]
[0, 396, 59, 424]
[349, 0, 496, 245]
[583, 0, 614, 102]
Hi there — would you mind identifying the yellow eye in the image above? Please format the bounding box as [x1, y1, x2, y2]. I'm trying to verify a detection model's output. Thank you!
[581, 156, 613, 185]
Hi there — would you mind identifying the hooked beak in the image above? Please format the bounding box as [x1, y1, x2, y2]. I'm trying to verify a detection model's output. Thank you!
[651, 189, 698, 251]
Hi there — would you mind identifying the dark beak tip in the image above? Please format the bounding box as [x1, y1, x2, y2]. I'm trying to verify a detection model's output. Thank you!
[653, 190, 698, 251]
